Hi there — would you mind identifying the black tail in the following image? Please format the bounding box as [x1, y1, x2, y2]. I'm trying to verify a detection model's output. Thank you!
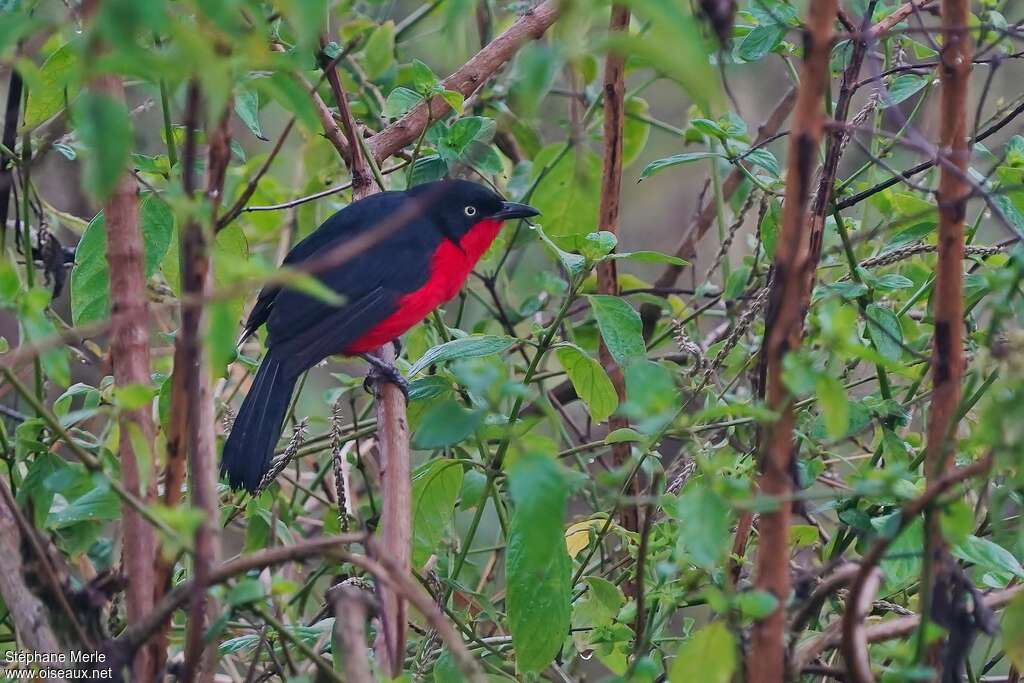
[220, 351, 297, 492]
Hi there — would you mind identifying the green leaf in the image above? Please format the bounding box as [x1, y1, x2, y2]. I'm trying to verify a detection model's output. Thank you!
[611, 250, 688, 266]
[865, 303, 903, 362]
[530, 144, 600, 238]
[639, 152, 723, 180]
[668, 622, 736, 683]
[742, 147, 781, 177]
[383, 86, 423, 119]
[952, 535, 1024, 581]
[226, 579, 266, 607]
[534, 223, 586, 277]
[441, 89, 464, 115]
[605, 428, 642, 444]
[734, 590, 779, 620]
[735, 24, 785, 62]
[411, 399, 482, 449]
[234, 87, 267, 140]
[256, 72, 319, 131]
[75, 91, 132, 200]
[409, 335, 515, 376]
[690, 118, 727, 140]
[556, 345, 618, 422]
[409, 154, 447, 186]
[24, 41, 80, 128]
[559, 231, 616, 260]
[623, 97, 651, 166]
[1002, 591, 1024, 671]
[47, 480, 120, 529]
[410, 59, 440, 94]
[0, 254, 21, 305]
[71, 194, 175, 325]
[675, 485, 731, 569]
[506, 453, 571, 673]
[20, 295, 70, 387]
[363, 21, 396, 79]
[815, 374, 849, 441]
[885, 74, 930, 106]
[588, 295, 646, 366]
[411, 459, 464, 567]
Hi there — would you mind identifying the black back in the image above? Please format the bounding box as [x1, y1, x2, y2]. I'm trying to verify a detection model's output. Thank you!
[240, 180, 506, 376]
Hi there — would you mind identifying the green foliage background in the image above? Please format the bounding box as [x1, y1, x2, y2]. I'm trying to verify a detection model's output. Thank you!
[0, 0, 1022, 681]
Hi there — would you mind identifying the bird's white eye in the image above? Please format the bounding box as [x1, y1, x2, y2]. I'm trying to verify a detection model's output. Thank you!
[464, 205, 477, 217]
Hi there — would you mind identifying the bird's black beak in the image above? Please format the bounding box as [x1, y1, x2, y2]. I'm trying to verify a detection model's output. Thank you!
[493, 201, 540, 221]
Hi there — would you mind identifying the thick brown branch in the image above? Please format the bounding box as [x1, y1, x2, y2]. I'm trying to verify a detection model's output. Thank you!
[0, 482, 64, 661]
[641, 0, 939, 337]
[366, 0, 560, 162]
[180, 89, 229, 683]
[747, 2, 838, 681]
[921, 0, 972, 677]
[370, 341, 411, 676]
[596, 4, 639, 583]
[90, 71, 159, 683]
[797, 585, 1020, 673]
[329, 585, 374, 683]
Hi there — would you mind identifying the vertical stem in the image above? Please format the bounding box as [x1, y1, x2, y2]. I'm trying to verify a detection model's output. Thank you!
[0, 70, 22, 249]
[372, 341, 411, 676]
[595, 5, 638, 587]
[178, 80, 227, 683]
[747, 1, 837, 681]
[923, 0, 971, 676]
[91, 72, 159, 683]
[321, 52, 411, 674]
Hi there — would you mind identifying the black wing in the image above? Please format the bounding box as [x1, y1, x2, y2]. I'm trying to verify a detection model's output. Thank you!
[240, 191, 444, 373]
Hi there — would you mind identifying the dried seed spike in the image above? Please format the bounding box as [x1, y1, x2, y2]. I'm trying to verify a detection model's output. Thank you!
[704, 189, 762, 285]
[330, 399, 350, 532]
[256, 418, 309, 494]
[672, 325, 706, 377]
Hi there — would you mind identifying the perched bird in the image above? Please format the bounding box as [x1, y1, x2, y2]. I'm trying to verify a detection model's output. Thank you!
[220, 180, 539, 492]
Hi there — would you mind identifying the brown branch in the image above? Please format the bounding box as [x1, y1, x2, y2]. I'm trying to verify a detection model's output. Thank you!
[746, 1, 838, 681]
[321, 36, 375, 197]
[0, 69, 22, 244]
[840, 456, 992, 683]
[216, 116, 296, 231]
[151, 84, 201, 669]
[796, 585, 1020, 673]
[805, 0, 877, 295]
[922, 0, 973, 675]
[0, 481, 64, 661]
[365, 0, 561, 162]
[329, 585, 375, 683]
[370, 341, 411, 676]
[108, 535, 488, 683]
[319, 37, 410, 673]
[179, 85, 229, 683]
[90, 70, 159, 683]
[596, 4, 639, 586]
[842, 568, 884, 683]
[868, 0, 936, 39]
[641, 0, 939, 337]
[110, 535, 368, 662]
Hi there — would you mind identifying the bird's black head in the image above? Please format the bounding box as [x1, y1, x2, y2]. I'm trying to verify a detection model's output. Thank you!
[408, 179, 539, 242]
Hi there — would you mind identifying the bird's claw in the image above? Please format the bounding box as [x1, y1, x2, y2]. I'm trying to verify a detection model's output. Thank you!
[359, 354, 410, 402]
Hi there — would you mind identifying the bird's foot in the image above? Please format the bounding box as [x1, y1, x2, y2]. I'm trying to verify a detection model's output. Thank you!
[359, 353, 410, 402]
